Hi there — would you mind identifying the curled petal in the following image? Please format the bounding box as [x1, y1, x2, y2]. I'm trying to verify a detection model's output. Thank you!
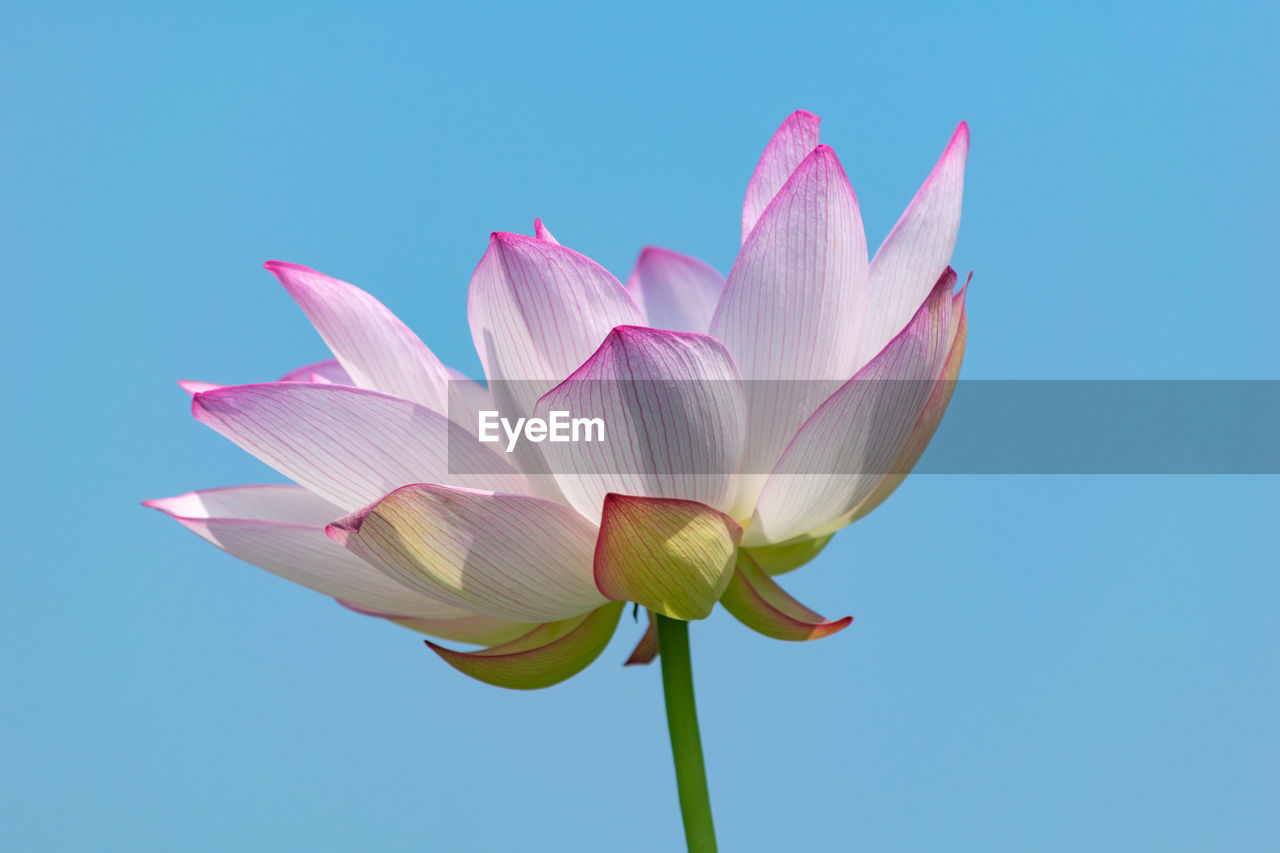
[860, 122, 969, 367]
[535, 325, 746, 521]
[626, 246, 724, 334]
[425, 601, 625, 690]
[265, 261, 450, 411]
[328, 484, 607, 623]
[745, 269, 956, 546]
[742, 110, 821, 243]
[624, 610, 659, 666]
[828, 283, 968, 531]
[593, 494, 742, 621]
[720, 551, 851, 641]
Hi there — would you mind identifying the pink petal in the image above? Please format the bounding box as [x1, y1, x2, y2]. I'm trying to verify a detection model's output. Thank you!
[745, 269, 956, 546]
[741, 110, 821, 243]
[467, 232, 643, 395]
[192, 382, 529, 512]
[625, 246, 725, 334]
[533, 217, 559, 244]
[720, 550, 851, 641]
[859, 122, 969, 367]
[534, 325, 746, 521]
[593, 494, 742, 621]
[265, 261, 451, 411]
[327, 483, 608, 623]
[278, 357, 355, 385]
[623, 610, 659, 666]
[178, 380, 222, 395]
[712, 145, 870, 514]
[424, 601, 624, 690]
[833, 282, 969, 529]
[143, 485, 488, 622]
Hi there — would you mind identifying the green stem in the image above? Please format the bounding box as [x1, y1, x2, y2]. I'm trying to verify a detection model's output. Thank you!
[656, 614, 718, 853]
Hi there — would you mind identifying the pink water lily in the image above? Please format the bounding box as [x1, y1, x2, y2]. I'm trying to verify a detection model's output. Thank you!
[147, 111, 969, 692]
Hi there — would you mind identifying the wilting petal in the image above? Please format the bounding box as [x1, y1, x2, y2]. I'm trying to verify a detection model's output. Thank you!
[533, 217, 559, 244]
[741, 110, 821, 243]
[535, 325, 746, 520]
[467, 232, 642, 394]
[143, 485, 490, 622]
[193, 383, 528, 512]
[745, 269, 956, 546]
[826, 283, 968, 532]
[327, 484, 607, 623]
[593, 494, 742, 621]
[713, 145, 870, 516]
[425, 602, 624, 690]
[625, 246, 724, 334]
[720, 551, 851, 641]
[859, 122, 969, 367]
[265, 261, 450, 411]
[337, 600, 533, 646]
[742, 534, 832, 576]
[278, 357, 354, 385]
[624, 610, 659, 666]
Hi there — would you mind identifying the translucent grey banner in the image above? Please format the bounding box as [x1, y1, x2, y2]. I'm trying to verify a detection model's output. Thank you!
[446, 380, 1280, 475]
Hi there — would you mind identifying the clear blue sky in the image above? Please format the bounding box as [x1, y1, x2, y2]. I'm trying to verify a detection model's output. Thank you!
[4, 1, 1277, 850]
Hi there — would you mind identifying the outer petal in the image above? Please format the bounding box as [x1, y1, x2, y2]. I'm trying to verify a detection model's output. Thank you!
[720, 551, 851, 641]
[178, 380, 222, 395]
[859, 122, 969, 367]
[192, 383, 529, 512]
[265, 261, 450, 411]
[534, 325, 746, 521]
[327, 484, 607, 623]
[467, 232, 643, 393]
[712, 145, 869, 516]
[741, 110, 821, 243]
[829, 283, 968, 531]
[143, 485, 495, 624]
[337, 600, 532, 646]
[424, 601, 624, 690]
[744, 269, 956, 546]
[593, 494, 742, 621]
[625, 247, 725, 334]
[279, 357, 354, 385]
[742, 534, 832, 576]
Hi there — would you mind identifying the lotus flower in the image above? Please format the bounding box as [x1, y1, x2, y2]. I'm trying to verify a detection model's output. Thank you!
[146, 111, 969, 690]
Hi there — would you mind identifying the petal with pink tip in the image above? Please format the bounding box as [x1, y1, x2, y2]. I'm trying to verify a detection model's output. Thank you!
[467, 232, 643, 394]
[143, 485, 493, 623]
[192, 383, 529, 512]
[265, 261, 450, 411]
[327, 484, 607, 623]
[534, 325, 746, 520]
[744, 269, 956, 546]
[859, 122, 969, 367]
[278, 357, 354, 385]
[533, 218, 559, 244]
[593, 494, 742, 621]
[829, 283, 968, 532]
[720, 551, 851, 641]
[713, 145, 870, 515]
[625, 246, 725, 334]
[425, 601, 624, 690]
[741, 110, 821, 243]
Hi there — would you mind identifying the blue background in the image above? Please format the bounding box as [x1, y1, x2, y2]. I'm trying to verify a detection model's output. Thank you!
[4, 1, 1277, 850]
